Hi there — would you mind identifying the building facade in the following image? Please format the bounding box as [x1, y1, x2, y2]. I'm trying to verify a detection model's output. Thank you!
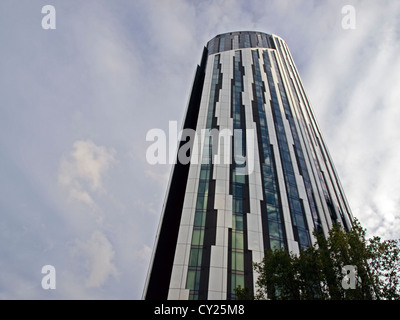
[143, 31, 353, 300]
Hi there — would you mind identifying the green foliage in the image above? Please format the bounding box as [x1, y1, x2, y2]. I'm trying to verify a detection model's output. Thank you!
[244, 219, 400, 300]
[234, 285, 253, 300]
[368, 236, 400, 299]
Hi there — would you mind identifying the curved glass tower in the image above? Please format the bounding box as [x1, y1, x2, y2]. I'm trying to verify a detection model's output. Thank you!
[143, 31, 353, 300]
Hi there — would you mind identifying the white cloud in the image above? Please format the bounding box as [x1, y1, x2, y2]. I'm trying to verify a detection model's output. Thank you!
[69, 188, 96, 208]
[71, 230, 119, 288]
[58, 140, 116, 208]
[71, 140, 115, 192]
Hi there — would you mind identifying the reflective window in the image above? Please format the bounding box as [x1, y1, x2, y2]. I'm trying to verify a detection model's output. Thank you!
[229, 51, 249, 299]
[233, 232, 244, 250]
[186, 55, 222, 299]
[251, 50, 287, 252]
[193, 210, 205, 227]
[262, 50, 311, 248]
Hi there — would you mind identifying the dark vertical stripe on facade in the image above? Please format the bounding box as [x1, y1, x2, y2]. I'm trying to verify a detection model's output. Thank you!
[243, 204, 254, 292]
[228, 51, 253, 299]
[186, 54, 223, 300]
[227, 229, 233, 297]
[199, 179, 218, 299]
[144, 47, 208, 300]
[198, 63, 223, 299]
[250, 50, 287, 252]
[251, 97, 272, 251]
[263, 50, 311, 249]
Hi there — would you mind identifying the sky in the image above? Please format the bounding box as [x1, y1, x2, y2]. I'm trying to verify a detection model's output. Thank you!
[0, 0, 399, 299]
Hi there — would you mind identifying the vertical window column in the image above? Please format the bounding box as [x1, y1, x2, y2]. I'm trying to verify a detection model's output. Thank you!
[262, 50, 311, 249]
[251, 50, 287, 251]
[186, 55, 221, 300]
[275, 40, 323, 232]
[229, 51, 251, 299]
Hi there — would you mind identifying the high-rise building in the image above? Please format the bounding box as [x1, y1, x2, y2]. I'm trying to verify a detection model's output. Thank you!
[143, 31, 353, 300]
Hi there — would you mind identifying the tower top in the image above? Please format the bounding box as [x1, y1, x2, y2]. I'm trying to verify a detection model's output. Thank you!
[207, 31, 280, 55]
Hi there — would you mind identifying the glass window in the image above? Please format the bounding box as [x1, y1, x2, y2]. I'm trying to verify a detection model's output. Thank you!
[233, 214, 243, 231]
[266, 191, 276, 206]
[198, 181, 208, 194]
[193, 211, 203, 227]
[233, 174, 245, 184]
[196, 196, 203, 210]
[286, 172, 296, 186]
[232, 251, 244, 271]
[282, 151, 292, 164]
[257, 34, 262, 46]
[287, 184, 298, 198]
[244, 34, 250, 47]
[196, 195, 207, 210]
[233, 232, 244, 250]
[295, 214, 306, 229]
[236, 274, 244, 288]
[233, 35, 239, 49]
[263, 162, 273, 175]
[194, 270, 200, 289]
[200, 169, 209, 180]
[270, 239, 283, 250]
[267, 205, 279, 221]
[231, 274, 236, 294]
[233, 183, 243, 197]
[191, 229, 204, 246]
[232, 274, 244, 290]
[298, 228, 310, 246]
[186, 270, 196, 290]
[189, 248, 198, 266]
[269, 220, 281, 239]
[219, 37, 225, 52]
[233, 198, 243, 213]
[264, 176, 274, 191]
[291, 199, 303, 216]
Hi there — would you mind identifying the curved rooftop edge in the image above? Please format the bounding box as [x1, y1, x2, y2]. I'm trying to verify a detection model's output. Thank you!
[207, 31, 284, 55]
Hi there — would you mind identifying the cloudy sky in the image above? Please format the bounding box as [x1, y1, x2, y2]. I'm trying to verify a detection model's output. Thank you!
[0, 0, 399, 299]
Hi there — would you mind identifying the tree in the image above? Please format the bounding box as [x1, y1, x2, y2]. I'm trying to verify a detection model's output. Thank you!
[368, 236, 400, 299]
[236, 219, 400, 300]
